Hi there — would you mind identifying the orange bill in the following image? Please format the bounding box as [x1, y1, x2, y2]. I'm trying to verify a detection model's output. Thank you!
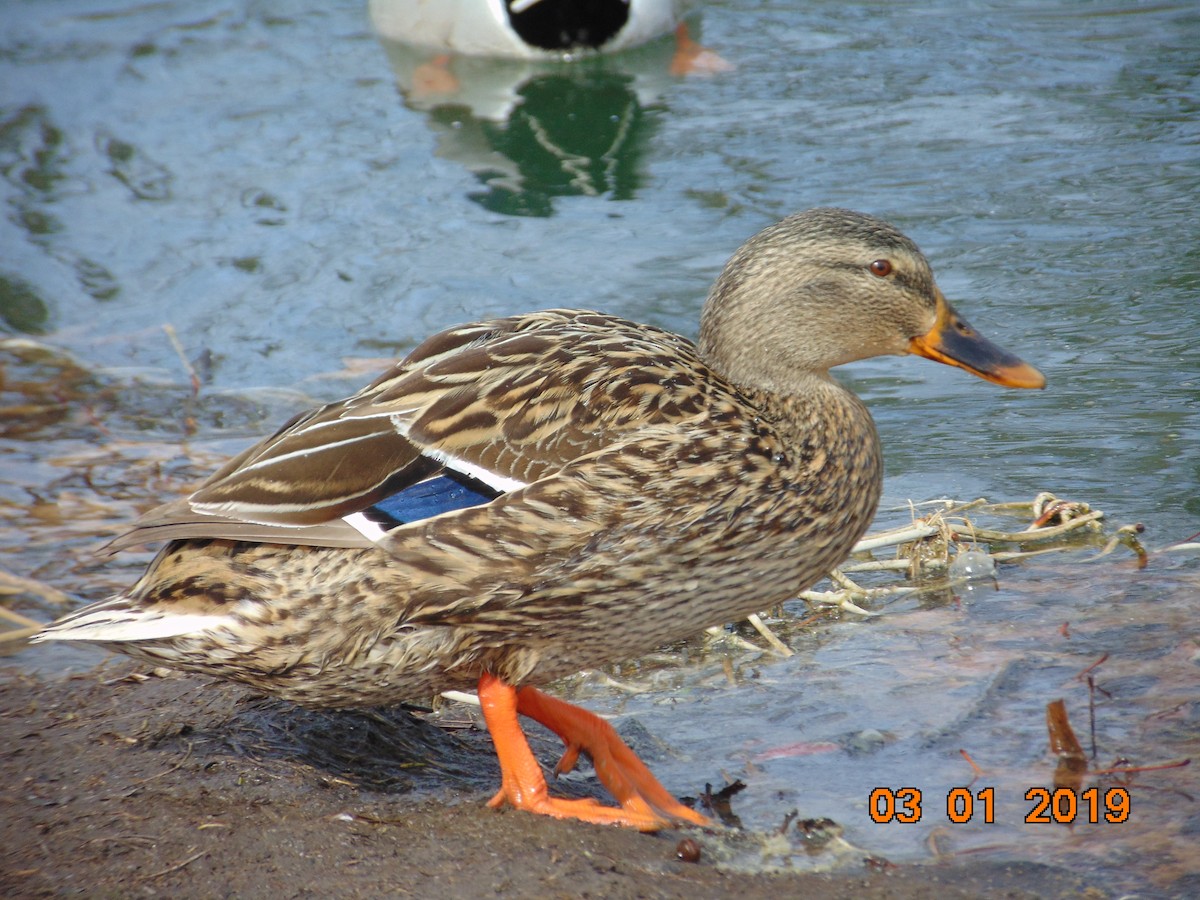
[909, 291, 1046, 389]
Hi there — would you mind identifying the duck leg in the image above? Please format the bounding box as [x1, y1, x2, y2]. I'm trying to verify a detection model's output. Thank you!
[477, 672, 709, 830]
[516, 684, 711, 828]
[669, 23, 735, 77]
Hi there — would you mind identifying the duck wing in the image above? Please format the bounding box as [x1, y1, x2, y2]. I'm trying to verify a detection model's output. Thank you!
[105, 309, 713, 552]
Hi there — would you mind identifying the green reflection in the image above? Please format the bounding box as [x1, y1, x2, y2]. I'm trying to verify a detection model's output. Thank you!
[75, 258, 120, 301]
[468, 69, 649, 216]
[0, 272, 51, 334]
[0, 105, 67, 198]
[379, 36, 669, 217]
[98, 131, 172, 201]
[18, 207, 61, 235]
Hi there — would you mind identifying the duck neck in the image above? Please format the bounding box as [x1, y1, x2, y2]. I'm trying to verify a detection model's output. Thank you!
[746, 376, 885, 540]
[747, 374, 877, 452]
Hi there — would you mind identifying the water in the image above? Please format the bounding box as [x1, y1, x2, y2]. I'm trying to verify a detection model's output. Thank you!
[2, 0, 1198, 894]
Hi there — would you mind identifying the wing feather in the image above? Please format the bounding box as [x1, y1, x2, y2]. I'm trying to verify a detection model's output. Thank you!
[106, 309, 720, 553]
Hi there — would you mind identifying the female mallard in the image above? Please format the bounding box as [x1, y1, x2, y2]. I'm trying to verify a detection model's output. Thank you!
[35, 208, 1044, 830]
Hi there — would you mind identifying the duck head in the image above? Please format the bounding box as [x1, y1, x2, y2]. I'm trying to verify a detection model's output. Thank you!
[698, 207, 1045, 393]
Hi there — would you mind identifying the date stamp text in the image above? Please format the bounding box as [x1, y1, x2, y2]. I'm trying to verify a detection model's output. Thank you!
[867, 786, 1131, 825]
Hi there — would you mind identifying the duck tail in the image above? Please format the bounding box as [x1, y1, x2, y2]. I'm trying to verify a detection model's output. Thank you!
[32, 595, 231, 645]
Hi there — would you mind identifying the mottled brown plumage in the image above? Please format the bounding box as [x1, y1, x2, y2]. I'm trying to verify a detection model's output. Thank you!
[36, 208, 1044, 829]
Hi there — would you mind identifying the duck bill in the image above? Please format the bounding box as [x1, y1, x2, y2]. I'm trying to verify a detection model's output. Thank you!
[909, 292, 1046, 389]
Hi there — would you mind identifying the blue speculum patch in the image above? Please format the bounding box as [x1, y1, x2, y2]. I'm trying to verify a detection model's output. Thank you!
[365, 471, 503, 528]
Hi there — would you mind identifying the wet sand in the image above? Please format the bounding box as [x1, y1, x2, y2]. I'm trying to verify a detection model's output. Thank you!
[2, 663, 1109, 899]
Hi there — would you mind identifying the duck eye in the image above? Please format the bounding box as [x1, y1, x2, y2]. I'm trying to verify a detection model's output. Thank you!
[869, 259, 893, 277]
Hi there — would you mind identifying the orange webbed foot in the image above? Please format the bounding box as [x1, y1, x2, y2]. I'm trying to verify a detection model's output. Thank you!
[670, 23, 735, 77]
[516, 683, 711, 829]
[477, 673, 710, 831]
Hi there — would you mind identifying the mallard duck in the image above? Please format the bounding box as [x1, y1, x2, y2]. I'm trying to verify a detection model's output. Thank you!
[370, 0, 687, 58]
[34, 208, 1044, 830]
[370, 0, 730, 76]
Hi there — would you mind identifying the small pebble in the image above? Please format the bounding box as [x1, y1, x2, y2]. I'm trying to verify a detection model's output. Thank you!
[675, 837, 701, 863]
[845, 728, 886, 755]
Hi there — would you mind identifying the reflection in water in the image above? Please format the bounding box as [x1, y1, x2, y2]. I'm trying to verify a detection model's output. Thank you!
[439, 70, 652, 216]
[0, 271, 50, 334]
[0, 105, 122, 309]
[375, 38, 681, 216]
[370, 2, 731, 216]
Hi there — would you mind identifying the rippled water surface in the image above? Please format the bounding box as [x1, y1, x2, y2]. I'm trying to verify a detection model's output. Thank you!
[3, 1, 1198, 895]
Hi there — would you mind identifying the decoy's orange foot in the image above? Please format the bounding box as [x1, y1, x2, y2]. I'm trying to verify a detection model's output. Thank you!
[33, 208, 1043, 829]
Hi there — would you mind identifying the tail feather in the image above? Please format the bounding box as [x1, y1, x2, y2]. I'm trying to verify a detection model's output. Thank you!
[33, 597, 230, 645]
